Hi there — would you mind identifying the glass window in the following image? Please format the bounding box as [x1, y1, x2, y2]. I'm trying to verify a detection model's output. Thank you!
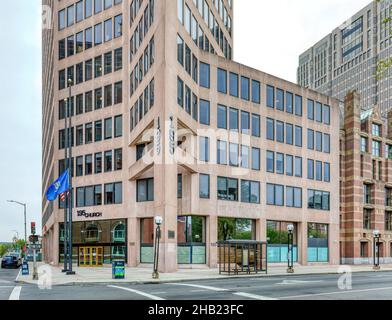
[177, 0, 183, 23]
[85, 28, 93, 49]
[286, 155, 293, 176]
[229, 72, 238, 97]
[76, 1, 83, 23]
[104, 19, 113, 42]
[241, 76, 250, 101]
[95, 0, 103, 14]
[295, 95, 302, 116]
[241, 111, 250, 135]
[372, 124, 381, 137]
[229, 143, 239, 167]
[199, 174, 210, 199]
[266, 151, 274, 173]
[315, 102, 323, 122]
[114, 14, 123, 38]
[217, 140, 227, 165]
[94, 23, 102, 45]
[229, 108, 239, 131]
[104, 151, 112, 172]
[295, 157, 302, 177]
[324, 162, 330, 182]
[323, 105, 330, 125]
[267, 184, 284, 206]
[240, 145, 249, 168]
[58, 9, 65, 30]
[276, 121, 284, 143]
[251, 80, 260, 104]
[316, 161, 323, 181]
[286, 123, 293, 145]
[199, 136, 209, 162]
[177, 77, 184, 107]
[104, 118, 112, 139]
[199, 99, 210, 125]
[267, 85, 274, 108]
[177, 35, 184, 65]
[372, 140, 381, 157]
[276, 88, 284, 111]
[241, 180, 260, 204]
[308, 190, 330, 211]
[114, 115, 122, 137]
[286, 92, 293, 113]
[307, 129, 314, 150]
[217, 68, 227, 94]
[295, 126, 302, 147]
[217, 104, 227, 129]
[307, 99, 314, 120]
[199, 62, 210, 88]
[137, 179, 154, 202]
[85, 0, 93, 18]
[95, 153, 102, 174]
[266, 118, 274, 141]
[324, 133, 330, 153]
[276, 153, 284, 174]
[252, 114, 260, 137]
[217, 177, 238, 201]
[94, 120, 102, 142]
[315, 131, 322, 152]
[67, 5, 75, 27]
[307, 159, 314, 180]
[252, 148, 260, 171]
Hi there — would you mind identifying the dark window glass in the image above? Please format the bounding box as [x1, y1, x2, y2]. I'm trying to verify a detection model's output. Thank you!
[114, 14, 123, 38]
[266, 151, 274, 173]
[95, 0, 103, 14]
[252, 80, 260, 104]
[295, 126, 302, 147]
[177, 35, 184, 65]
[200, 136, 209, 162]
[241, 111, 250, 135]
[76, 1, 83, 23]
[94, 23, 102, 45]
[217, 105, 227, 129]
[307, 159, 314, 180]
[85, 0, 93, 18]
[307, 129, 314, 150]
[316, 161, 323, 181]
[276, 121, 284, 143]
[104, 118, 112, 139]
[276, 88, 284, 111]
[323, 105, 331, 125]
[199, 62, 210, 88]
[177, 77, 184, 107]
[199, 99, 210, 125]
[267, 85, 274, 108]
[241, 76, 250, 101]
[114, 48, 123, 71]
[104, 150, 113, 172]
[286, 92, 293, 113]
[229, 108, 239, 131]
[85, 28, 93, 49]
[252, 148, 260, 171]
[95, 153, 102, 174]
[324, 162, 330, 182]
[199, 174, 210, 199]
[324, 133, 331, 153]
[295, 157, 302, 177]
[307, 99, 314, 120]
[316, 102, 323, 122]
[295, 95, 302, 116]
[229, 72, 238, 97]
[58, 9, 65, 30]
[217, 68, 227, 93]
[286, 123, 293, 145]
[252, 114, 260, 137]
[85, 154, 93, 175]
[266, 118, 274, 140]
[229, 143, 239, 167]
[104, 19, 113, 42]
[137, 178, 154, 202]
[286, 155, 293, 176]
[316, 131, 323, 152]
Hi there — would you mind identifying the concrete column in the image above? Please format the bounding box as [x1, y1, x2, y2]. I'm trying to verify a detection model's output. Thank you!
[208, 215, 218, 268]
[298, 222, 307, 265]
[53, 223, 59, 265]
[128, 217, 138, 267]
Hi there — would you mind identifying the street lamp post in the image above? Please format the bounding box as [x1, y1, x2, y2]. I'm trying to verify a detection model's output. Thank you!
[287, 224, 295, 274]
[7, 200, 27, 258]
[152, 216, 163, 279]
[62, 96, 69, 273]
[373, 230, 381, 270]
[66, 79, 75, 276]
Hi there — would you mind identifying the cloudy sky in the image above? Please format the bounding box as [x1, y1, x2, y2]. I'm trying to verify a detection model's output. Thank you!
[0, 0, 370, 242]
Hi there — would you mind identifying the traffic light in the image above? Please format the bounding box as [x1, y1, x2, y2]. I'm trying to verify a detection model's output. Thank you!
[31, 222, 36, 235]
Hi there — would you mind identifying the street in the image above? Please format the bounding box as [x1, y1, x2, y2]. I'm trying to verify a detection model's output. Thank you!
[2, 266, 392, 300]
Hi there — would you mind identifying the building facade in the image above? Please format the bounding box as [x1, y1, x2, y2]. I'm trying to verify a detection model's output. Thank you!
[297, 0, 392, 116]
[340, 91, 392, 264]
[42, 0, 340, 272]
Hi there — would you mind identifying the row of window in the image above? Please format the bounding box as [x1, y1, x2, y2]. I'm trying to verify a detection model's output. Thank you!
[75, 149, 122, 177]
[130, 0, 155, 32]
[266, 151, 303, 177]
[76, 182, 123, 207]
[266, 184, 302, 208]
[58, 0, 122, 31]
[59, 49, 122, 90]
[130, 78, 155, 132]
[307, 129, 331, 153]
[215, 140, 261, 170]
[266, 118, 303, 147]
[217, 105, 261, 136]
[267, 184, 330, 211]
[59, 115, 123, 149]
[217, 68, 260, 104]
[130, 37, 155, 96]
[59, 82, 123, 120]
[177, 34, 199, 85]
[307, 159, 331, 182]
[129, 3, 155, 62]
[307, 100, 331, 125]
[266, 85, 303, 116]
[59, 15, 122, 61]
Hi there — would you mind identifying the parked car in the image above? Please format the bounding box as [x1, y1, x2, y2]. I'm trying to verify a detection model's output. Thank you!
[1, 255, 22, 269]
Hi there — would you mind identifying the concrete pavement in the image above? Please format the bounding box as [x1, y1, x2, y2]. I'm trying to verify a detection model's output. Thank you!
[15, 262, 392, 286]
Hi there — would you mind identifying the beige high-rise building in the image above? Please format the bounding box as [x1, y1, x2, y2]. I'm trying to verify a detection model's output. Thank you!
[42, 0, 340, 272]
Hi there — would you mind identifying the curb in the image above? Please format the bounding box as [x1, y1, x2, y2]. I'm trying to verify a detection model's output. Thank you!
[14, 268, 392, 287]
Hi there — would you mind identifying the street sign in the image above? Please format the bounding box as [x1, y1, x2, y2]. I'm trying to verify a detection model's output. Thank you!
[22, 262, 29, 275]
[112, 260, 125, 279]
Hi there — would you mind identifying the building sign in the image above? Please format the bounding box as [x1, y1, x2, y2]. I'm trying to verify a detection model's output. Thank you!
[169, 116, 175, 155]
[77, 210, 103, 218]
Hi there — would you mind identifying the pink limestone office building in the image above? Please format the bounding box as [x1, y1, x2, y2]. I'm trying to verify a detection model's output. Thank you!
[41, 0, 340, 271]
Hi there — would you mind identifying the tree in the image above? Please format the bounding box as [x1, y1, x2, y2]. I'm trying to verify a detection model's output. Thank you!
[0, 244, 11, 257]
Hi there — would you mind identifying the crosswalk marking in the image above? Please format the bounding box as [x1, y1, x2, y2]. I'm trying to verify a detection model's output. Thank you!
[108, 285, 165, 300]
[9, 286, 22, 300]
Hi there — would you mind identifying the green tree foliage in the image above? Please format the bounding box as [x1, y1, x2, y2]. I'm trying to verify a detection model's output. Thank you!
[0, 244, 11, 257]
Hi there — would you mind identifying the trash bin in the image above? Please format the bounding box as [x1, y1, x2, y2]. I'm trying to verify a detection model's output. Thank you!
[22, 262, 29, 276]
[112, 260, 125, 279]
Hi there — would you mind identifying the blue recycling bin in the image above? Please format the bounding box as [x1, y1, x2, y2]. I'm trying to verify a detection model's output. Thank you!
[112, 260, 125, 279]
[22, 262, 29, 275]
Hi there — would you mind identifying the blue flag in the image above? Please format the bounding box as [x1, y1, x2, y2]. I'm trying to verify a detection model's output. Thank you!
[46, 170, 70, 201]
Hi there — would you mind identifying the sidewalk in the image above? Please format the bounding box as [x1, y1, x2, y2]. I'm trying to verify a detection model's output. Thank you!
[15, 263, 392, 286]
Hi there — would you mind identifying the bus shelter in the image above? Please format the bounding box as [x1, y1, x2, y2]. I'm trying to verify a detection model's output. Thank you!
[217, 240, 268, 275]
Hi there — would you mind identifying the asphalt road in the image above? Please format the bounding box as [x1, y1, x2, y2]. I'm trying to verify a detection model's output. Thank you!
[2, 267, 392, 300]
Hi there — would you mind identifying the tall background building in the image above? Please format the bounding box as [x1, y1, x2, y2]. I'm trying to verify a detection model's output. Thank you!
[297, 0, 392, 116]
[42, 0, 340, 272]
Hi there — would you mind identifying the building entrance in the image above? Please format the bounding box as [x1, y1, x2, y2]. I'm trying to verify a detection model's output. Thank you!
[79, 247, 103, 267]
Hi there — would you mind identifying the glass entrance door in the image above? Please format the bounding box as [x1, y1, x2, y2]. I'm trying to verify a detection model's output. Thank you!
[79, 247, 103, 267]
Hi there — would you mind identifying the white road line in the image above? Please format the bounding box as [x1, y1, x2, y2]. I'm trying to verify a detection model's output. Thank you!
[150, 292, 167, 295]
[170, 283, 229, 292]
[190, 289, 209, 293]
[9, 286, 22, 300]
[233, 292, 278, 300]
[278, 286, 392, 299]
[276, 280, 325, 285]
[108, 285, 165, 300]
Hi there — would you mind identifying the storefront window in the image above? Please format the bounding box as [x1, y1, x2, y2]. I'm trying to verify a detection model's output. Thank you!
[267, 221, 298, 263]
[112, 222, 126, 242]
[177, 216, 206, 264]
[307, 223, 329, 262]
[140, 218, 154, 263]
[218, 218, 255, 241]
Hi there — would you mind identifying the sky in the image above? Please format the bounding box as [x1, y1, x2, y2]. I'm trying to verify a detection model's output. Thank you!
[0, 0, 371, 242]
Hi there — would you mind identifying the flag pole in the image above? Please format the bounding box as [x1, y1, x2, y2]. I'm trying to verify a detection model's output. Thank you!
[67, 79, 75, 275]
[62, 95, 68, 273]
